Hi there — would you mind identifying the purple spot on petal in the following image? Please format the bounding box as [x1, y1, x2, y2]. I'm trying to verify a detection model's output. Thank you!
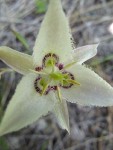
[58, 63, 64, 70]
[35, 67, 42, 72]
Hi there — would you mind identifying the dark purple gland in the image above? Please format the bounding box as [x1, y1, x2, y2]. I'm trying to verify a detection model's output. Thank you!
[50, 86, 57, 91]
[58, 63, 64, 70]
[35, 66, 42, 72]
[60, 71, 75, 89]
[42, 53, 59, 67]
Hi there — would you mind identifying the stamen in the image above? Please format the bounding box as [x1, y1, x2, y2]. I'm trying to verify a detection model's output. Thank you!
[57, 86, 62, 102]
[30, 69, 47, 75]
[64, 61, 76, 69]
[66, 79, 80, 86]
[41, 83, 49, 95]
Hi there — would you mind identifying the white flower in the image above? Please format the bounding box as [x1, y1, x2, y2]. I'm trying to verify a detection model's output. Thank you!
[0, 0, 113, 136]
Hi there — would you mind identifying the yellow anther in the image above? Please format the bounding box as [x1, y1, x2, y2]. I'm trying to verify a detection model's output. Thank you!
[57, 86, 62, 102]
[29, 69, 47, 75]
[41, 83, 49, 95]
[64, 61, 76, 69]
[67, 79, 80, 86]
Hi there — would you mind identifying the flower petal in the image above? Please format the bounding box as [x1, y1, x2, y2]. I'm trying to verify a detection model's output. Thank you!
[53, 99, 70, 132]
[0, 46, 34, 75]
[33, 0, 73, 66]
[0, 73, 56, 136]
[72, 44, 98, 64]
[61, 64, 113, 106]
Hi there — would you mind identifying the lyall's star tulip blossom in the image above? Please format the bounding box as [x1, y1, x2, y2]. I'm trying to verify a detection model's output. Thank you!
[0, 0, 113, 136]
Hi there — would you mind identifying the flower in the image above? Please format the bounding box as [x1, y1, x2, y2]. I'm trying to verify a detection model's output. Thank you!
[0, 0, 113, 136]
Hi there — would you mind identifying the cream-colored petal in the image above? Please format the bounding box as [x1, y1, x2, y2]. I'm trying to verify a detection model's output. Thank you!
[0, 46, 34, 75]
[33, 0, 73, 66]
[61, 64, 113, 106]
[0, 73, 56, 136]
[53, 99, 70, 132]
[73, 44, 98, 64]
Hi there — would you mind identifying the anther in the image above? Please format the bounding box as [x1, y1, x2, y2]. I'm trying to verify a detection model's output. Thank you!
[57, 86, 62, 102]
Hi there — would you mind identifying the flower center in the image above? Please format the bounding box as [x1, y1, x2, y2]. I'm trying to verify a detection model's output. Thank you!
[33, 53, 80, 100]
